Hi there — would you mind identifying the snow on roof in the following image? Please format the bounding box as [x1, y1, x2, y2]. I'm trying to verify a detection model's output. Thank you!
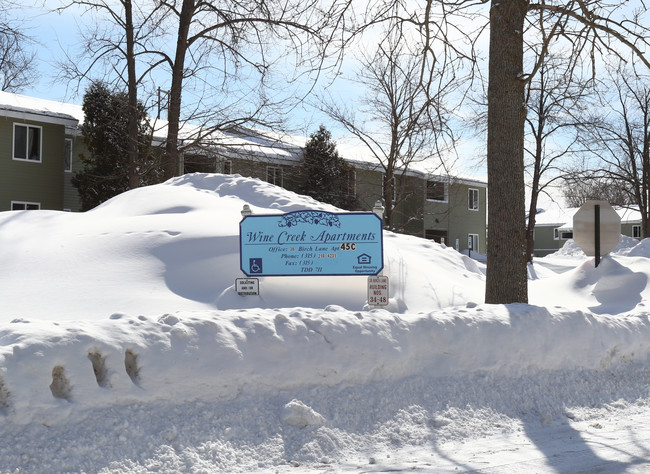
[618, 205, 643, 223]
[0, 91, 82, 126]
[531, 201, 578, 226]
[150, 120, 302, 163]
[335, 135, 487, 186]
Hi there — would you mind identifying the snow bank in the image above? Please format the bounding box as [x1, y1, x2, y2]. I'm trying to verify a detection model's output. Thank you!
[3, 303, 650, 425]
[2, 173, 650, 471]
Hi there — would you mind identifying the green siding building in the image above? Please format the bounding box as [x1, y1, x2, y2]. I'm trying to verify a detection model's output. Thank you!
[0, 97, 79, 211]
[1, 91, 487, 255]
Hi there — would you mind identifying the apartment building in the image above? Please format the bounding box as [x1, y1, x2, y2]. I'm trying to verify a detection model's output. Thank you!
[0, 91, 487, 253]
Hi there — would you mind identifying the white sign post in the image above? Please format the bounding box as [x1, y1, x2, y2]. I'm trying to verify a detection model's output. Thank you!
[573, 200, 620, 267]
[367, 275, 389, 306]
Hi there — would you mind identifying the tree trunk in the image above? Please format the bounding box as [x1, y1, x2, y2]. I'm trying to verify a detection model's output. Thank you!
[163, 0, 194, 180]
[526, 200, 537, 263]
[124, 0, 140, 190]
[383, 167, 394, 230]
[639, 96, 650, 239]
[526, 120, 544, 263]
[485, 0, 529, 304]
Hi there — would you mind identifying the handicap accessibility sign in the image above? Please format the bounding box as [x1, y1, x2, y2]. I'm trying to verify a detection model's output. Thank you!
[239, 210, 383, 276]
[249, 258, 263, 274]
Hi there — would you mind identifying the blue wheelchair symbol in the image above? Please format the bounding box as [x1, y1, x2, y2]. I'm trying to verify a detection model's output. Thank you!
[249, 258, 263, 274]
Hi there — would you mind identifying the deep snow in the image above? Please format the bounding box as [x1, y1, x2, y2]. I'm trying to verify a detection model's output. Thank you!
[2, 174, 650, 473]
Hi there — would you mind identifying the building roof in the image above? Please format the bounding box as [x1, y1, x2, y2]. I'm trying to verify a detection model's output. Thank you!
[0, 91, 81, 127]
[532, 201, 579, 227]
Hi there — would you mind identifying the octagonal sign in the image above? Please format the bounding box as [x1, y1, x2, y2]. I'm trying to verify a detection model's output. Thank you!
[572, 200, 620, 256]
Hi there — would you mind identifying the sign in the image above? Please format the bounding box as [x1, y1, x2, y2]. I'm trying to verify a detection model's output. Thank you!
[240, 210, 383, 276]
[235, 278, 259, 296]
[368, 276, 389, 306]
[573, 200, 621, 257]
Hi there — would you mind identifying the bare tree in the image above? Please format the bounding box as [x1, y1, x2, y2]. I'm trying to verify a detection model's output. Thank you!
[0, 2, 38, 92]
[54, 0, 354, 181]
[483, 0, 650, 303]
[524, 53, 595, 262]
[53, 0, 164, 189]
[149, 0, 355, 180]
[363, 0, 649, 302]
[405, 0, 650, 302]
[574, 62, 650, 237]
[562, 175, 633, 208]
[321, 21, 461, 231]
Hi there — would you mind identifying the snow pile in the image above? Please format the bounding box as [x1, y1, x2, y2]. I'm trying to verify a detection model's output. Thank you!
[282, 399, 326, 428]
[614, 235, 644, 255]
[551, 234, 640, 258]
[553, 238, 588, 257]
[0, 174, 483, 321]
[627, 237, 650, 257]
[2, 173, 650, 472]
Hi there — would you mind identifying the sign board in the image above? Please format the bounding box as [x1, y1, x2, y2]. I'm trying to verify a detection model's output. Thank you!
[240, 210, 383, 276]
[235, 278, 259, 296]
[573, 200, 621, 256]
[368, 276, 389, 306]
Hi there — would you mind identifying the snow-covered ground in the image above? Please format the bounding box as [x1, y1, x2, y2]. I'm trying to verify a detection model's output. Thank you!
[2, 174, 650, 473]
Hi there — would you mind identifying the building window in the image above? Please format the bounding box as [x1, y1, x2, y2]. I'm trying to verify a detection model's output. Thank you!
[267, 166, 283, 186]
[468, 188, 479, 211]
[426, 180, 446, 201]
[633, 225, 641, 239]
[347, 170, 356, 197]
[555, 228, 572, 240]
[468, 233, 479, 252]
[222, 160, 232, 174]
[13, 124, 42, 162]
[64, 138, 72, 172]
[382, 175, 396, 202]
[425, 229, 448, 245]
[11, 201, 40, 211]
[183, 154, 217, 174]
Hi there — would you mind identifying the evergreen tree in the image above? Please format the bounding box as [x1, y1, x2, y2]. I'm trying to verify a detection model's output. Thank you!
[72, 82, 161, 210]
[299, 126, 358, 210]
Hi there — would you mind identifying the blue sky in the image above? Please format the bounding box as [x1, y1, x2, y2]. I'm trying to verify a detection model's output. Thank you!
[20, 4, 84, 102]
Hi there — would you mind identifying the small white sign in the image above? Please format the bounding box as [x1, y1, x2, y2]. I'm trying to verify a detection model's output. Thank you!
[367, 276, 389, 306]
[236, 278, 259, 296]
